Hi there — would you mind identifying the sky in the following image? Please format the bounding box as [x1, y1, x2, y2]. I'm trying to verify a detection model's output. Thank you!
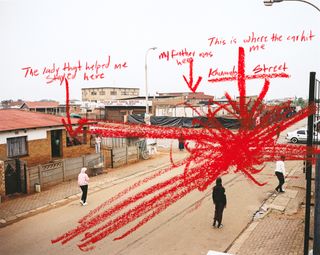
[0, 0, 319, 103]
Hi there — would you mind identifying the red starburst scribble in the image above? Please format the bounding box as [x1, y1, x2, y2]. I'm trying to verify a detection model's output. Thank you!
[52, 47, 318, 251]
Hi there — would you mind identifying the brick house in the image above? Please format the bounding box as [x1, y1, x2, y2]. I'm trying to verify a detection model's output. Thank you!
[20, 101, 60, 115]
[0, 109, 94, 166]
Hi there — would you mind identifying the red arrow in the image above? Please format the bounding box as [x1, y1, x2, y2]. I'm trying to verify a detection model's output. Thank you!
[182, 58, 202, 93]
[62, 78, 88, 141]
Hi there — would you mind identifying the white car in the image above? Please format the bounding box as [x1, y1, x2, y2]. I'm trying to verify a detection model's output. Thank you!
[286, 128, 320, 144]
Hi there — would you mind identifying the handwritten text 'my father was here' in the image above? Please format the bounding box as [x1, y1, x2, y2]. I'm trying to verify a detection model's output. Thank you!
[21, 56, 128, 85]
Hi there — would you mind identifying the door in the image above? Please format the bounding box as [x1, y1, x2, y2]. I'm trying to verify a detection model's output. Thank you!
[5, 160, 22, 195]
[51, 130, 62, 157]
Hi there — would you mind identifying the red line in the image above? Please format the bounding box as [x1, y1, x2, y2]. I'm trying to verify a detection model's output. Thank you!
[208, 73, 290, 83]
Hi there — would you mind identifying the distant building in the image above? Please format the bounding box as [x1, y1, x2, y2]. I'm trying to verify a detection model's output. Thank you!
[82, 87, 140, 102]
[20, 101, 60, 115]
[1, 100, 24, 109]
[152, 92, 215, 117]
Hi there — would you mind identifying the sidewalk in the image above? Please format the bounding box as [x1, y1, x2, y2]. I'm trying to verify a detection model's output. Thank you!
[227, 160, 307, 255]
[0, 150, 187, 226]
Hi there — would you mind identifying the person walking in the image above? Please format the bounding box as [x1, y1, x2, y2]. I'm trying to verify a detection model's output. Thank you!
[78, 167, 89, 206]
[212, 177, 227, 228]
[95, 135, 102, 153]
[275, 155, 286, 193]
[178, 127, 185, 151]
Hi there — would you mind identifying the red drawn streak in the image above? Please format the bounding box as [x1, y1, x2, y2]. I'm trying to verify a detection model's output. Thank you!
[61, 78, 89, 140]
[52, 47, 318, 251]
[183, 58, 203, 92]
[208, 73, 289, 83]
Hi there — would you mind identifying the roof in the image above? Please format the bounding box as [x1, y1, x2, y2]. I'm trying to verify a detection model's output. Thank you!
[0, 109, 79, 132]
[158, 92, 214, 100]
[21, 101, 59, 109]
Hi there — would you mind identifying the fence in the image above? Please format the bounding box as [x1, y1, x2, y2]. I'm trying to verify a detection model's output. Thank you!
[112, 146, 139, 168]
[27, 153, 103, 193]
[101, 137, 137, 148]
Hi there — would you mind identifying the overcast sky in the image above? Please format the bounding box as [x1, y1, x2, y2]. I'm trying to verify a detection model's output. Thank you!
[0, 0, 319, 103]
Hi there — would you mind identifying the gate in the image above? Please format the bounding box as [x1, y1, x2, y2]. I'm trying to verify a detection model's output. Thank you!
[305, 72, 320, 254]
[4, 159, 26, 195]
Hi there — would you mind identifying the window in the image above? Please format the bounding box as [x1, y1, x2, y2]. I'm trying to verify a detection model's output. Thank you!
[99, 91, 105, 95]
[91, 91, 97, 95]
[66, 128, 87, 147]
[7, 136, 28, 157]
[297, 130, 305, 135]
[121, 90, 129, 96]
[110, 91, 117, 96]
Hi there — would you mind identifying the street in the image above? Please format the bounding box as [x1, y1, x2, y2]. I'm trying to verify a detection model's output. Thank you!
[0, 120, 307, 255]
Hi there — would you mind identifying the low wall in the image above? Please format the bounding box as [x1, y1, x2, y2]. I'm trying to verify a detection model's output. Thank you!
[27, 153, 103, 193]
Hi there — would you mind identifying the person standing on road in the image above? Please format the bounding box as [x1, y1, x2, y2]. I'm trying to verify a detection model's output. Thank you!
[212, 177, 227, 228]
[275, 155, 286, 193]
[78, 167, 89, 206]
[178, 127, 185, 151]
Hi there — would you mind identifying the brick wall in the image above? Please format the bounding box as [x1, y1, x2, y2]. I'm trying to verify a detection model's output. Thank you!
[0, 130, 95, 168]
[0, 136, 51, 167]
[0, 161, 4, 198]
[20, 136, 51, 166]
[0, 144, 6, 161]
[62, 130, 95, 158]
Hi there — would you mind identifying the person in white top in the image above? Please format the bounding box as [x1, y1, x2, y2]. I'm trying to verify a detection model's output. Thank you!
[95, 135, 102, 153]
[78, 167, 89, 205]
[275, 155, 286, 193]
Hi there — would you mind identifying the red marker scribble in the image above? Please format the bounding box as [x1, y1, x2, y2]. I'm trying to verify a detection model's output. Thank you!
[52, 47, 318, 251]
[183, 58, 203, 92]
[61, 78, 89, 141]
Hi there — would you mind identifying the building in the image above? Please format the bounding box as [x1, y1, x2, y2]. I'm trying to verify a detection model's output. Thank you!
[82, 87, 140, 102]
[0, 109, 94, 166]
[152, 92, 215, 117]
[20, 101, 60, 115]
[104, 98, 150, 122]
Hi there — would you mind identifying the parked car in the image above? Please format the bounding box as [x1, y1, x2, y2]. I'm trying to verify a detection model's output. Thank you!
[286, 128, 320, 144]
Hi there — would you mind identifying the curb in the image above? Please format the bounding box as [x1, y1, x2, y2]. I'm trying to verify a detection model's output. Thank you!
[226, 161, 304, 254]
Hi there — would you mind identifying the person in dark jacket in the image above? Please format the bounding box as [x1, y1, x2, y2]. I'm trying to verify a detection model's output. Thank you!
[212, 177, 227, 228]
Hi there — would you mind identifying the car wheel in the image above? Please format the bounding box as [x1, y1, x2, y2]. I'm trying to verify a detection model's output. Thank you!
[291, 137, 298, 144]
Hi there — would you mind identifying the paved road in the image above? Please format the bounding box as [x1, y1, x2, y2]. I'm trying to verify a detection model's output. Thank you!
[0, 158, 290, 255]
[0, 119, 307, 255]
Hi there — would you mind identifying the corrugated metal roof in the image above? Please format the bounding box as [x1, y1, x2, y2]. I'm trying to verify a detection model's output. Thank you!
[0, 109, 78, 132]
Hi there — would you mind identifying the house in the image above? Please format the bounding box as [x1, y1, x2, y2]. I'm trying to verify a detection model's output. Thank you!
[0, 109, 95, 166]
[20, 101, 60, 115]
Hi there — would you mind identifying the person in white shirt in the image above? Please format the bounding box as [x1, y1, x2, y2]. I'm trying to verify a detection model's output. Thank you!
[95, 135, 102, 153]
[275, 155, 286, 193]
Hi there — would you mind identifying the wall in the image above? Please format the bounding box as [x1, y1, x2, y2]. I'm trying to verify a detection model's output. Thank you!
[0, 128, 53, 164]
[0, 161, 4, 198]
[112, 146, 139, 168]
[61, 130, 95, 158]
[20, 137, 52, 166]
[82, 87, 140, 102]
[0, 135, 51, 166]
[0, 128, 47, 144]
[27, 153, 104, 193]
